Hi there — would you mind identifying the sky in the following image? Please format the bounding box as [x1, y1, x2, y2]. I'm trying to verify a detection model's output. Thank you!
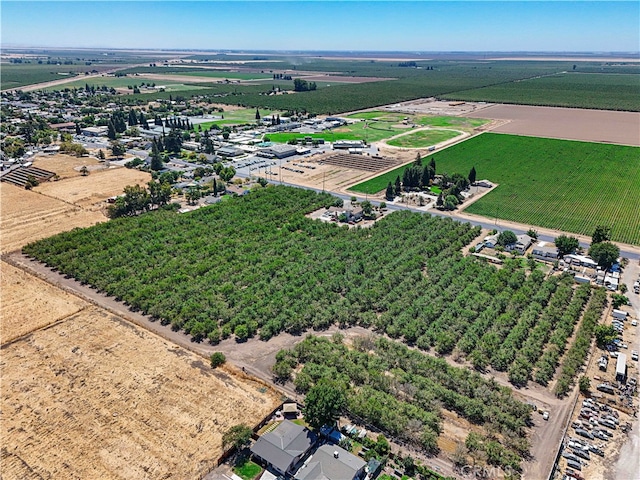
[1, 1, 639, 52]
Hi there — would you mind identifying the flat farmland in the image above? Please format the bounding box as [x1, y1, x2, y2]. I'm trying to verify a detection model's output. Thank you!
[443, 72, 640, 112]
[465, 104, 640, 146]
[1, 306, 281, 479]
[435, 133, 640, 245]
[0, 260, 88, 344]
[0, 183, 105, 253]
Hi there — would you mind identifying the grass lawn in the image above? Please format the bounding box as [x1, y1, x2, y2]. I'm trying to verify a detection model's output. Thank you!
[387, 129, 462, 148]
[416, 116, 488, 129]
[233, 459, 262, 480]
[267, 121, 406, 144]
[353, 132, 640, 245]
[193, 108, 286, 129]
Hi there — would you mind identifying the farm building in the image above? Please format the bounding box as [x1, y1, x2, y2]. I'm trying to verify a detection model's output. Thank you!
[293, 445, 366, 480]
[250, 420, 317, 476]
[260, 144, 298, 159]
[564, 254, 598, 269]
[532, 242, 558, 260]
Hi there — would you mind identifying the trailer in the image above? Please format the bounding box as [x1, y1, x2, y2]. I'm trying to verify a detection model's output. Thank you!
[616, 353, 627, 382]
[612, 309, 628, 320]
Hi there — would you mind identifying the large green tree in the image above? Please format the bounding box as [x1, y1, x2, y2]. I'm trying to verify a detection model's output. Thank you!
[555, 234, 579, 257]
[588, 241, 619, 269]
[303, 380, 347, 429]
[497, 230, 517, 247]
[591, 225, 612, 244]
[222, 424, 253, 451]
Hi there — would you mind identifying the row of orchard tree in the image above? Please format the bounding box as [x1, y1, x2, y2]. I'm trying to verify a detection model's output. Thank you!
[272, 335, 530, 472]
[23, 187, 604, 398]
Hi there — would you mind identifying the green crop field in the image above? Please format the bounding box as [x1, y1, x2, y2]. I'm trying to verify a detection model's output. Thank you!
[42, 76, 205, 92]
[433, 133, 637, 245]
[442, 73, 640, 112]
[266, 120, 406, 144]
[386, 129, 462, 148]
[1, 63, 114, 90]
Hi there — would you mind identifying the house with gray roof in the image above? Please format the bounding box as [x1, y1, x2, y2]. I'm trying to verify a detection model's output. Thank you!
[251, 420, 317, 475]
[294, 445, 366, 480]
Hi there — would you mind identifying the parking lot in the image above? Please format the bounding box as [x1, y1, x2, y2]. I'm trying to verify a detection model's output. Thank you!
[557, 263, 640, 479]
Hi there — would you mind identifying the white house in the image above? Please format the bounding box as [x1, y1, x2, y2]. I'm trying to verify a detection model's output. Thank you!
[483, 233, 500, 248]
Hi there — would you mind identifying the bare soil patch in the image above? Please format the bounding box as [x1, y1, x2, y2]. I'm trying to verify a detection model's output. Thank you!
[1, 306, 281, 480]
[32, 153, 101, 179]
[0, 183, 104, 253]
[465, 104, 640, 146]
[0, 260, 88, 344]
[35, 166, 151, 209]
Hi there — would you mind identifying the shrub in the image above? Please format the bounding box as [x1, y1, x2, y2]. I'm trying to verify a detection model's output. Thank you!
[210, 352, 226, 368]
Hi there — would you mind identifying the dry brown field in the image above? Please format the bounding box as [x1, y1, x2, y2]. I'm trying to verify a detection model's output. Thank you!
[1, 306, 281, 480]
[34, 166, 151, 209]
[32, 153, 102, 179]
[0, 183, 105, 253]
[465, 104, 640, 146]
[0, 260, 88, 344]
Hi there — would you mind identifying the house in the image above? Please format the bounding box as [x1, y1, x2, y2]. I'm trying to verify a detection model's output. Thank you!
[251, 420, 317, 476]
[508, 234, 532, 254]
[532, 242, 558, 260]
[347, 208, 363, 223]
[483, 233, 500, 249]
[224, 184, 249, 196]
[294, 445, 366, 480]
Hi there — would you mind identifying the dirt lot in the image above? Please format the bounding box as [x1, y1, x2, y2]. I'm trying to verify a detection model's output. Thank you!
[32, 153, 102, 179]
[465, 104, 640, 146]
[35, 165, 151, 209]
[0, 260, 88, 344]
[0, 183, 105, 253]
[0, 306, 281, 480]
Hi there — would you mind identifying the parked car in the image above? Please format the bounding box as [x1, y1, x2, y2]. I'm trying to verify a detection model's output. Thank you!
[543, 411, 550, 421]
[575, 429, 594, 440]
[632, 350, 638, 361]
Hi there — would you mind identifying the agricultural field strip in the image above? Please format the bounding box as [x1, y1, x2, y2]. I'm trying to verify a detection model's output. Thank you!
[442, 72, 640, 112]
[353, 133, 640, 245]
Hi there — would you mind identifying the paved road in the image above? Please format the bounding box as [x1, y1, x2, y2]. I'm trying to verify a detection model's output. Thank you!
[252, 174, 640, 262]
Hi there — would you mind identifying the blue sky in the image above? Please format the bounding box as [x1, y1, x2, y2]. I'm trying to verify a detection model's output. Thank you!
[1, 1, 638, 52]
